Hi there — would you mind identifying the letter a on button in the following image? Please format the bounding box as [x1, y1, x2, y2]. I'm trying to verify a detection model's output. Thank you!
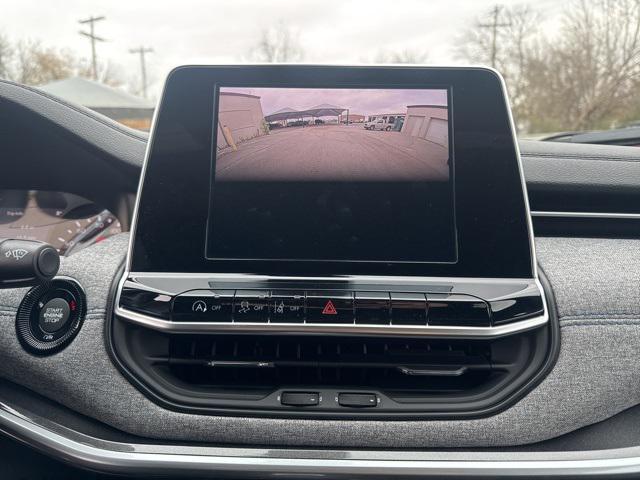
[192, 300, 207, 313]
[322, 300, 338, 315]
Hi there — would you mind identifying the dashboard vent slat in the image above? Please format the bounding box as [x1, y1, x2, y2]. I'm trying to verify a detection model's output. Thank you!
[160, 334, 499, 398]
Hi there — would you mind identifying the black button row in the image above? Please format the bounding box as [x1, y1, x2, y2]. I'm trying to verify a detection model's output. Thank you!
[172, 290, 491, 326]
[280, 391, 378, 408]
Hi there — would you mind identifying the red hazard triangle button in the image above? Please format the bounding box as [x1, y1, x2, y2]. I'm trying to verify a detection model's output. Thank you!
[322, 300, 338, 315]
[307, 294, 352, 323]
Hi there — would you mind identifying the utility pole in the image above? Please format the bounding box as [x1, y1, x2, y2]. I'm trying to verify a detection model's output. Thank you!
[129, 46, 154, 98]
[478, 5, 511, 68]
[78, 16, 106, 80]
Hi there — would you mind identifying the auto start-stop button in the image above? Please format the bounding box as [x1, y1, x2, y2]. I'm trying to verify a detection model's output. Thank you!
[38, 297, 71, 333]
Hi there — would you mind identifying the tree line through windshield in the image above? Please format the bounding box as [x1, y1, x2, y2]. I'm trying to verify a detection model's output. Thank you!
[1, 0, 636, 136]
[459, 0, 640, 135]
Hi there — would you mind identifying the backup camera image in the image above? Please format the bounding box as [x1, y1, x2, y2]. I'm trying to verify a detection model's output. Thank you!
[214, 87, 450, 181]
[208, 86, 456, 263]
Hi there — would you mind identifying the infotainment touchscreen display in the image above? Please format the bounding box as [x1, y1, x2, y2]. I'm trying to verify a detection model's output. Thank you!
[131, 65, 534, 278]
[207, 87, 456, 263]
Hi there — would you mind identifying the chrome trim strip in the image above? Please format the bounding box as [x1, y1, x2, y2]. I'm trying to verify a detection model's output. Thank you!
[532, 210, 640, 219]
[114, 302, 547, 338]
[127, 271, 538, 284]
[4, 400, 640, 477]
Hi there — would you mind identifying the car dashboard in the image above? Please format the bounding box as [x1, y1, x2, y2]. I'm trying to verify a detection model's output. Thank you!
[2, 69, 640, 480]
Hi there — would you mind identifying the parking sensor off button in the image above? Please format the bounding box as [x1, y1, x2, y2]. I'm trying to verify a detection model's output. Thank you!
[38, 297, 71, 333]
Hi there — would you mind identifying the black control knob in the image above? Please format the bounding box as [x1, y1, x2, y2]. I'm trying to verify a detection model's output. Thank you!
[16, 278, 86, 355]
[0, 239, 60, 288]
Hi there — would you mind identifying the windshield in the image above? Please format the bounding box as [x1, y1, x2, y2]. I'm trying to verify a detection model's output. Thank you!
[3, 0, 638, 145]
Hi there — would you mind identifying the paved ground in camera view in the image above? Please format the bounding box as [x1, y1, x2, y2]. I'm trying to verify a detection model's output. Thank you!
[215, 125, 449, 181]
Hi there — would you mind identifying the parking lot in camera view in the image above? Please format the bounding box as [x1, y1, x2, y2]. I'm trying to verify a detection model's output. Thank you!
[214, 87, 450, 181]
[215, 124, 449, 181]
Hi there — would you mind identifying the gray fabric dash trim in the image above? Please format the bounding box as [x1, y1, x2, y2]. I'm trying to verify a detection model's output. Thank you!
[0, 235, 638, 448]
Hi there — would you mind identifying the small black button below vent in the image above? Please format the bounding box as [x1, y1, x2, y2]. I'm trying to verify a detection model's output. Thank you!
[16, 278, 86, 355]
[281, 392, 319, 406]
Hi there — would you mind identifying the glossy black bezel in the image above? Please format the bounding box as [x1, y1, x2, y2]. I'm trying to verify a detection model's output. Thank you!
[131, 65, 533, 278]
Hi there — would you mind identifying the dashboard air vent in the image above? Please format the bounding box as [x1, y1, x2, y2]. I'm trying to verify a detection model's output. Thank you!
[161, 335, 495, 396]
[112, 321, 552, 417]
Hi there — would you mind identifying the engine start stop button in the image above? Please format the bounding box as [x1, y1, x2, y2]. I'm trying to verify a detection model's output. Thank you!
[38, 297, 71, 333]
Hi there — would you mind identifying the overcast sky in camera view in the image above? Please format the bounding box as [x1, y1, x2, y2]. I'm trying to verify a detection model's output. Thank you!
[222, 87, 448, 116]
[3, 0, 567, 98]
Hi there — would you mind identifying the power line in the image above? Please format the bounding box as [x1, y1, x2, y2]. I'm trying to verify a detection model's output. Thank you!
[78, 15, 106, 81]
[478, 5, 511, 68]
[129, 46, 153, 98]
